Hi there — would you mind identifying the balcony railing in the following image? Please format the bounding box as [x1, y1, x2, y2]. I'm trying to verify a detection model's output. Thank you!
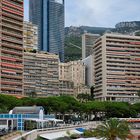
[2, 36, 23, 44]
[1, 81, 22, 86]
[1, 55, 23, 62]
[3, 0, 23, 9]
[2, 6, 23, 17]
[1, 48, 23, 56]
[2, 16, 23, 26]
[2, 29, 22, 38]
[1, 68, 23, 73]
[2, 41, 23, 50]
[2, 22, 23, 31]
[2, 11, 23, 21]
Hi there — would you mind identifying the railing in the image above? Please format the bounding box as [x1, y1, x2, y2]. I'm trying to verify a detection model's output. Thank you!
[13, 121, 101, 140]
[2, 22, 22, 31]
[2, 6, 23, 16]
[2, 41, 23, 50]
[2, 36, 23, 44]
[2, 11, 23, 21]
[3, 0, 23, 9]
[2, 17, 23, 26]
[2, 29, 22, 38]
[1, 48, 23, 56]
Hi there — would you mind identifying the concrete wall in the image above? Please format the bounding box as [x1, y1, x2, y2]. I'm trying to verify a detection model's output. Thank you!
[13, 130, 38, 140]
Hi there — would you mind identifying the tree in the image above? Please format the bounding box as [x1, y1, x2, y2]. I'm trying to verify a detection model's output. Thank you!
[77, 93, 91, 102]
[104, 102, 136, 119]
[93, 118, 132, 140]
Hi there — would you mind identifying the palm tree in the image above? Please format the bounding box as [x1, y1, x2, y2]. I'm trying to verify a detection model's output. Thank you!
[93, 118, 132, 140]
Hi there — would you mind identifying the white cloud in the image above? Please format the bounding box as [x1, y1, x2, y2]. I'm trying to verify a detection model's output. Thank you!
[24, 0, 140, 27]
[65, 0, 140, 27]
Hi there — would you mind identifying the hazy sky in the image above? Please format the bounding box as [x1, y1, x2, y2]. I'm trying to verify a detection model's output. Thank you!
[24, 0, 140, 27]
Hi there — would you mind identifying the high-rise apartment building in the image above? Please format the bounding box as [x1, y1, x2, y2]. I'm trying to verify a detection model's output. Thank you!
[24, 52, 59, 96]
[82, 33, 100, 59]
[59, 61, 85, 87]
[93, 33, 140, 102]
[23, 21, 38, 51]
[29, 0, 65, 62]
[59, 61, 87, 96]
[0, 0, 24, 95]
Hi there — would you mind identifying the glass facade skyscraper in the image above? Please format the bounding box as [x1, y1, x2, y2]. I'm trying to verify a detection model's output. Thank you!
[29, 0, 64, 62]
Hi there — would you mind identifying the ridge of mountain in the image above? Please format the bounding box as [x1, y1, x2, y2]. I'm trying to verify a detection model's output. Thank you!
[64, 21, 140, 62]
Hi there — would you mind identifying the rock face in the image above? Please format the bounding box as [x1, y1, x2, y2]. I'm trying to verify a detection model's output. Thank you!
[115, 21, 140, 34]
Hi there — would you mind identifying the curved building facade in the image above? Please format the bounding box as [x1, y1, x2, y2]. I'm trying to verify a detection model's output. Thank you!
[29, 0, 64, 62]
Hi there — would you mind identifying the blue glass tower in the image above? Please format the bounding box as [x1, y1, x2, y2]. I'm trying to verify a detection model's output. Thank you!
[29, 0, 65, 62]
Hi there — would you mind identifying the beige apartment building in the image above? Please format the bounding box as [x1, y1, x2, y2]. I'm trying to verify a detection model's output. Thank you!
[93, 33, 140, 102]
[59, 61, 88, 95]
[82, 33, 100, 59]
[23, 21, 38, 51]
[24, 52, 59, 96]
[59, 61, 85, 87]
[59, 80, 74, 96]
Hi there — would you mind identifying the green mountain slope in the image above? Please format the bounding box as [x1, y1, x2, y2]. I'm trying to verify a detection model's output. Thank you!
[64, 22, 140, 62]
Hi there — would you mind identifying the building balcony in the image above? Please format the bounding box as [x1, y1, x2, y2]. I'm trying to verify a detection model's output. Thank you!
[1, 65, 23, 72]
[1, 76, 22, 82]
[1, 48, 23, 56]
[2, 11, 23, 21]
[2, 1, 24, 15]
[2, 16, 23, 26]
[95, 72, 102, 78]
[1, 62, 23, 69]
[1, 86, 22, 92]
[2, 36, 23, 44]
[24, 81, 36, 84]
[2, 0, 23, 11]
[2, 6, 23, 17]
[2, 29, 23, 38]
[1, 55, 23, 62]
[2, 22, 23, 31]
[1, 81, 22, 86]
[107, 91, 137, 95]
[2, 42, 23, 50]
[1, 73, 22, 80]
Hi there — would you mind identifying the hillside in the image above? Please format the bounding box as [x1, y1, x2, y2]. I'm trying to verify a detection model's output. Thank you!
[65, 35, 82, 62]
[64, 26, 113, 62]
[64, 21, 140, 62]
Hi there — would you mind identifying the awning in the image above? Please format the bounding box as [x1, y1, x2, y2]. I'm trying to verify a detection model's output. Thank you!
[24, 118, 49, 122]
[46, 118, 64, 122]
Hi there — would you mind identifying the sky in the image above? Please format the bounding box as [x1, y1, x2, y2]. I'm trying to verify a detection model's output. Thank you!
[24, 0, 140, 27]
